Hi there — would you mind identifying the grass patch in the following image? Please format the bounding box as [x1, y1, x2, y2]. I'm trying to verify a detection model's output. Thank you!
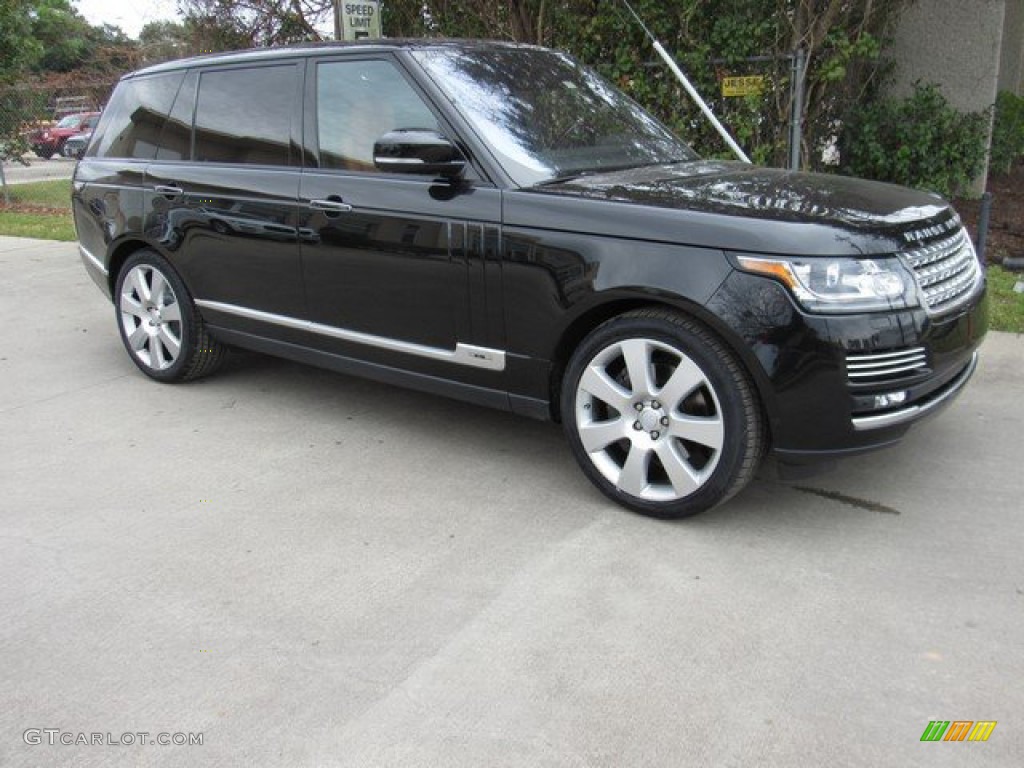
[0, 178, 75, 240]
[988, 264, 1024, 334]
[0, 210, 76, 240]
[2, 178, 72, 209]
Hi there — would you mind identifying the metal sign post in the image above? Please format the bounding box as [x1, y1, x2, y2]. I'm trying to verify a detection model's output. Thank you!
[620, 0, 751, 164]
[789, 48, 806, 172]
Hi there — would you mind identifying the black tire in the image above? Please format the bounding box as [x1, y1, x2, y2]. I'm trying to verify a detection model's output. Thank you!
[36, 148, 53, 159]
[561, 308, 765, 519]
[114, 249, 226, 382]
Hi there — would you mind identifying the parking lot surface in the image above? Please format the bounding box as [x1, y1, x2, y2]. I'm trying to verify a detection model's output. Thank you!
[1, 236, 1022, 767]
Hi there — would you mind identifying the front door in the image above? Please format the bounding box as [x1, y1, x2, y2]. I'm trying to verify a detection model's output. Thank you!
[298, 56, 503, 378]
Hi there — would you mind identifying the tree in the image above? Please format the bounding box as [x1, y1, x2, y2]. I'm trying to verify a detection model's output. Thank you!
[0, 0, 42, 81]
[139, 20, 192, 64]
[176, 0, 332, 48]
[29, 0, 94, 72]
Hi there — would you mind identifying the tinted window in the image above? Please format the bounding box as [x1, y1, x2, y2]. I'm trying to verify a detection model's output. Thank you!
[156, 70, 197, 161]
[317, 59, 439, 172]
[91, 73, 185, 159]
[194, 65, 296, 166]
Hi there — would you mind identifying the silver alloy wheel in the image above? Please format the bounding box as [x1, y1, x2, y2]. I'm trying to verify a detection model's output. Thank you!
[119, 264, 183, 371]
[575, 337, 725, 502]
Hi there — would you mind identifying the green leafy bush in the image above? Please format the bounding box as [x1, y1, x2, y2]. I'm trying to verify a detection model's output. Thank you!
[838, 82, 989, 197]
[989, 90, 1024, 176]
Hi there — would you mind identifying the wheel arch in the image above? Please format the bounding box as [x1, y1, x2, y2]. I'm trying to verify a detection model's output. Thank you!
[107, 240, 193, 299]
[106, 239, 151, 295]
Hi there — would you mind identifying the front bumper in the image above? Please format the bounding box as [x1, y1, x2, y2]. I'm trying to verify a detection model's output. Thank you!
[706, 271, 988, 464]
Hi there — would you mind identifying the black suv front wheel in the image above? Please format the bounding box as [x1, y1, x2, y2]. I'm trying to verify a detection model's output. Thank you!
[562, 309, 765, 518]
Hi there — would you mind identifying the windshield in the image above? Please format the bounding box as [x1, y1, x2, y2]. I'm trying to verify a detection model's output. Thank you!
[56, 115, 82, 129]
[411, 47, 697, 187]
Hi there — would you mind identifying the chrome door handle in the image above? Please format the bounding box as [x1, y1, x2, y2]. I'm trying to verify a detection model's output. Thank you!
[154, 185, 183, 197]
[310, 199, 353, 213]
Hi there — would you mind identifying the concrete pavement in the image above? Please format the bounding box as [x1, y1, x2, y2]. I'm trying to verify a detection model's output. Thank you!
[1, 236, 1022, 767]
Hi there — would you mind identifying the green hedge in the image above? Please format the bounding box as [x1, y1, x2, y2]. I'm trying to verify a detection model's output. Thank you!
[989, 90, 1024, 176]
[838, 83, 989, 197]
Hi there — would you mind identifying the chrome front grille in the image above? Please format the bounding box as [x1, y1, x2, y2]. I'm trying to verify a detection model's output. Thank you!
[847, 347, 928, 384]
[902, 228, 981, 314]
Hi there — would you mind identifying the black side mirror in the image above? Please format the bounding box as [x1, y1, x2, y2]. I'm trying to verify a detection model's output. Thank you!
[373, 129, 466, 178]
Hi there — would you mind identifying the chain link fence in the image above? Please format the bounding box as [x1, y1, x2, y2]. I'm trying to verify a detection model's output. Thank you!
[1, 80, 116, 163]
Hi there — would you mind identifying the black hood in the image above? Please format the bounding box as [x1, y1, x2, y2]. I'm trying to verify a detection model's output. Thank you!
[518, 161, 960, 256]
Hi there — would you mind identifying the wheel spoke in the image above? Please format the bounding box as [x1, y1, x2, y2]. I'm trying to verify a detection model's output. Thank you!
[579, 417, 627, 453]
[654, 441, 702, 497]
[617, 444, 650, 496]
[158, 326, 181, 359]
[119, 294, 146, 321]
[657, 356, 706, 409]
[149, 335, 166, 369]
[130, 268, 151, 303]
[579, 365, 631, 412]
[668, 413, 725, 451]
[127, 324, 149, 352]
[149, 270, 168, 307]
[159, 300, 182, 324]
[620, 338, 654, 396]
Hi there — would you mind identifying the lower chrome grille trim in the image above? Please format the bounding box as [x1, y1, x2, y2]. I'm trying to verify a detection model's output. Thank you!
[851, 352, 978, 431]
[847, 347, 928, 383]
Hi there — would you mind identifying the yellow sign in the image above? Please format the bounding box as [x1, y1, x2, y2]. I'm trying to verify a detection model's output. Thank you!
[339, 1, 381, 40]
[721, 75, 766, 97]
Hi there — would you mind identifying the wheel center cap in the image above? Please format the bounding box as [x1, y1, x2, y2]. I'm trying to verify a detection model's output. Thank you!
[639, 407, 663, 432]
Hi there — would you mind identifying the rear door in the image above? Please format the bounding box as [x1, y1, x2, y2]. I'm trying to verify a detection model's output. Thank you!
[144, 62, 306, 320]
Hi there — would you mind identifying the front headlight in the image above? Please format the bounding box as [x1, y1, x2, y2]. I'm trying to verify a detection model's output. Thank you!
[735, 255, 917, 313]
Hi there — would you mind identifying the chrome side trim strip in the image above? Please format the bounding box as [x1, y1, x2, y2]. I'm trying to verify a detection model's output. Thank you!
[78, 244, 108, 276]
[851, 352, 978, 431]
[194, 299, 506, 372]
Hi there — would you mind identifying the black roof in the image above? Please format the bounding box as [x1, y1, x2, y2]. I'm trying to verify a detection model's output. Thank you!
[130, 38, 544, 79]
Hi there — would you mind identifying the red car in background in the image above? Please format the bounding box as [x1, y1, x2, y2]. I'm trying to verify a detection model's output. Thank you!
[29, 112, 100, 159]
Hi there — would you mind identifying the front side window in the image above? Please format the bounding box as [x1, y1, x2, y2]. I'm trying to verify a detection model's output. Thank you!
[316, 59, 440, 172]
[90, 73, 184, 159]
[412, 48, 696, 187]
[194, 65, 297, 166]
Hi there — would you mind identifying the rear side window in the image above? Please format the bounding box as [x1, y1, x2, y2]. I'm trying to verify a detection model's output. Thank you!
[90, 73, 185, 159]
[193, 65, 297, 166]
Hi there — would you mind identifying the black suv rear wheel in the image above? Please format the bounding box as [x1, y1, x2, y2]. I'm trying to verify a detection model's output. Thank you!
[114, 250, 226, 382]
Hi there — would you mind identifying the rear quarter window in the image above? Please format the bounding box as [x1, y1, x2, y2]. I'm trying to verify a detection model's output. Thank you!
[89, 73, 185, 160]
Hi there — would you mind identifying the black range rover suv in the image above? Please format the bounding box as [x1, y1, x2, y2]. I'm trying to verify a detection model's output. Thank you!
[73, 40, 988, 518]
